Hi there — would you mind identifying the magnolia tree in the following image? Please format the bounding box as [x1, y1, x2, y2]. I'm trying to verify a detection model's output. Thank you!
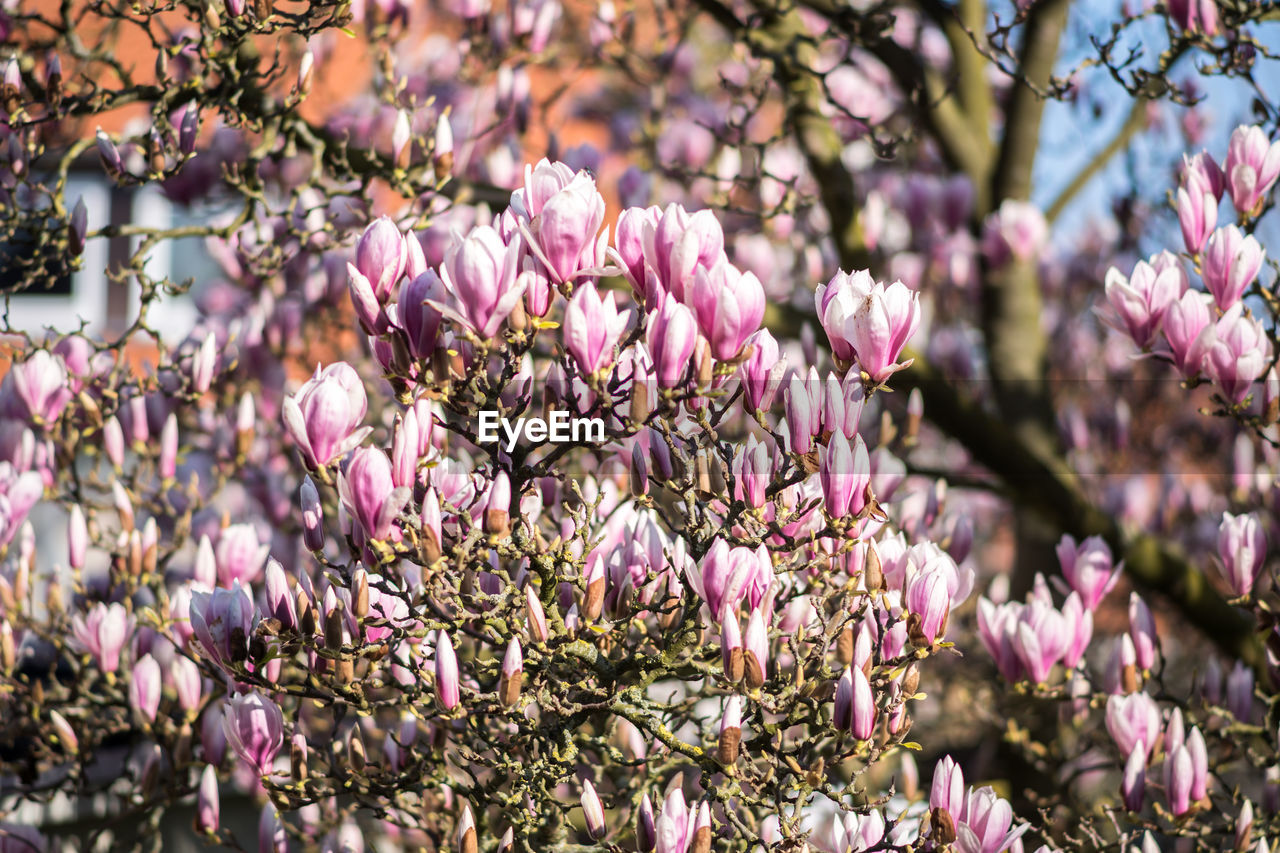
[1, 0, 1280, 850]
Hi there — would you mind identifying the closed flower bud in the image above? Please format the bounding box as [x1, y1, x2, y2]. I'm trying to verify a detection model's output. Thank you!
[526, 586, 549, 643]
[434, 114, 454, 180]
[297, 50, 314, 96]
[457, 804, 477, 853]
[485, 471, 511, 537]
[583, 553, 606, 621]
[196, 764, 219, 833]
[499, 637, 523, 706]
[130, 654, 163, 724]
[582, 780, 607, 839]
[290, 732, 309, 781]
[691, 802, 711, 853]
[850, 664, 875, 740]
[301, 477, 324, 552]
[1121, 740, 1146, 811]
[435, 631, 460, 710]
[718, 696, 742, 765]
[636, 794, 656, 852]
[69, 196, 87, 256]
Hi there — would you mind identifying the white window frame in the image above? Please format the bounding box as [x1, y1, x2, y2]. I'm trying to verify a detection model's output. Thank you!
[1, 176, 111, 336]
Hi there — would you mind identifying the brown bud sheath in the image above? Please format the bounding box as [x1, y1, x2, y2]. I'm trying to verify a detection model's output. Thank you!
[902, 662, 921, 697]
[459, 827, 477, 853]
[743, 651, 765, 690]
[863, 543, 884, 591]
[630, 380, 650, 424]
[836, 627, 854, 664]
[324, 607, 344, 653]
[507, 299, 528, 332]
[930, 807, 956, 845]
[298, 589, 317, 636]
[584, 578, 605, 621]
[352, 569, 370, 621]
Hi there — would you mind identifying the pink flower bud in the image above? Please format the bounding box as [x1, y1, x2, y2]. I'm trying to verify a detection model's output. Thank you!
[645, 293, 698, 388]
[930, 755, 965, 820]
[222, 690, 284, 777]
[525, 170, 606, 285]
[435, 631, 460, 710]
[1164, 743, 1194, 816]
[340, 448, 410, 542]
[260, 805, 287, 853]
[816, 269, 874, 364]
[1120, 740, 1145, 811]
[96, 128, 122, 174]
[581, 780, 607, 840]
[215, 523, 268, 587]
[636, 794, 656, 852]
[687, 261, 765, 360]
[399, 271, 446, 360]
[981, 200, 1047, 266]
[130, 654, 163, 723]
[68, 504, 87, 570]
[355, 216, 407, 301]
[69, 196, 87, 256]
[1226, 662, 1254, 722]
[732, 434, 769, 509]
[1128, 593, 1157, 671]
[645, 203, 725, 302]
[738, 329, 785, 413]
[525, 585, 549, 643]
[196, 764, 220, 833]
[1177, 179, 1217, 254]
[170, 655, 202, 712]
[440, 226, 526, 338]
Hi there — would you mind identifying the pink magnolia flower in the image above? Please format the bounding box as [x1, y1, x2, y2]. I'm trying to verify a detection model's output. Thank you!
[222, 690, 284, 776]
[1217, 512, 1266, 597]
[564, 282, 629, 375]
[439, 225, 526, 338]
[354, 216, 407, 301]
[980, 200, 1047, 266]
[1203, 303, 1269, 404]
[523, 170, 607, 285]
[69, 601, 133, 673]
[1, 350, 74, 426]
[189, 582, 257, 668]
[1224, 125, 1280, 216]
[338, 448, 411, 542]
[1201, 225, 1264, 311]
[1055, 534, 1122, 611]
[848, 279, 921, 385]
[281, 363, 372, 470]
[687, 261, 765, 360]
[645, 292, 698, 388]
[1162, 290, 1214, 378]
[1103, 258, 1184, 348]
[1105, 692, 1160, 760]
[1167, 0, 1218, 34]
[640, 203, 725, 303]
[816, 269, 875, 364]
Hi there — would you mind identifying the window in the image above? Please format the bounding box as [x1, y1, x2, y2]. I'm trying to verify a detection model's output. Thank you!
[0, 176, 110, 335]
